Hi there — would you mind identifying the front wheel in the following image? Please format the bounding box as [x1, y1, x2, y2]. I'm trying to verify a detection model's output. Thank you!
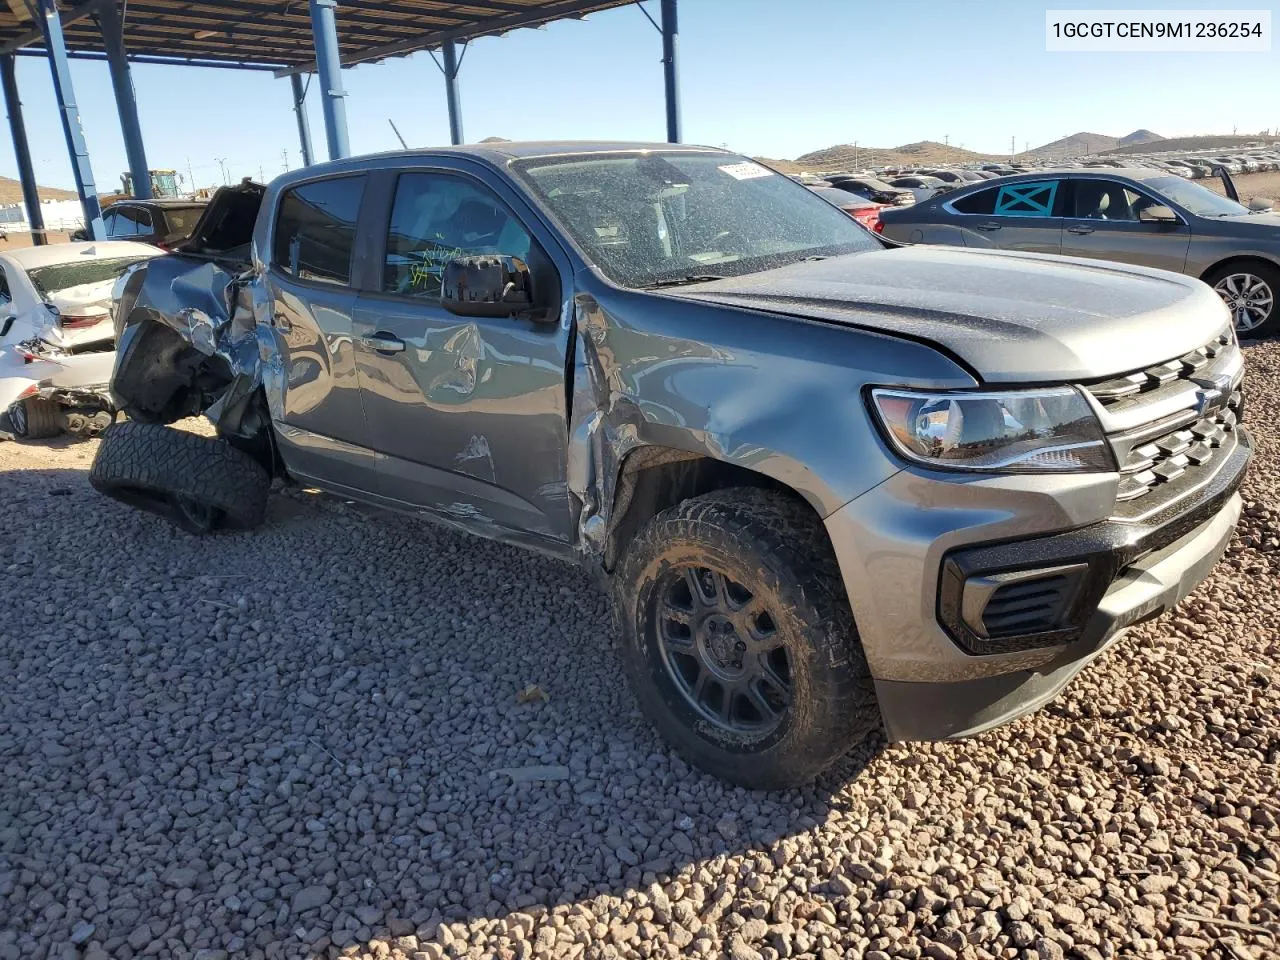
[612, 488, 881, 789]
[1206, 260, 1280, 339]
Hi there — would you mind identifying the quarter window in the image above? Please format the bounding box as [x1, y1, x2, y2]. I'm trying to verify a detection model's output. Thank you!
[382, 173, 533, 299]
[273, 176, 366, 286]
[950, 187, 998, 215]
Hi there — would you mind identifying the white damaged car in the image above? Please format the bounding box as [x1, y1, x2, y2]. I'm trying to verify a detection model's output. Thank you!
[0, 241, 159, 438]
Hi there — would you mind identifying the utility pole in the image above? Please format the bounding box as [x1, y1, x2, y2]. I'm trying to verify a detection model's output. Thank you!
[944, 133, 950, 164]
[1011, 135, 1016, 159]
[281, 148, 290, 173]
[216, 157, 229, 185]
[186, 156, 195, 192]
[854, 141, 858, 168]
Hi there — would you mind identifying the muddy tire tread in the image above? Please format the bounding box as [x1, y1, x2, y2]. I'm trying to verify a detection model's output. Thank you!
[613, 486, 880, 789]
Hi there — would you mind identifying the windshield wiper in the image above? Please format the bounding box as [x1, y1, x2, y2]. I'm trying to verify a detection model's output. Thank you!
[643, 274, 727, 288]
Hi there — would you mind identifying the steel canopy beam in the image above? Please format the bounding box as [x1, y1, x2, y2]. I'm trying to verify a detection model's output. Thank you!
[0, 54, 46, 243]
[309, 0, 349, 159]
[660, 0, 678, 143]
[96, 0, 150, 198]
[441, 37, 462, 145]
[35, 0, 103, 238]
[290, 72, 314, 166]
[13, 47, 283, 69]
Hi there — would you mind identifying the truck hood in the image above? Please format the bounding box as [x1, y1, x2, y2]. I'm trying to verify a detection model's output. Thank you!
[665, 246, 1230, 382]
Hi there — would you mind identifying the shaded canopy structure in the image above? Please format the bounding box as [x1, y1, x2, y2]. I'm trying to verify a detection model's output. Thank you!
[0, 0, 682, 241]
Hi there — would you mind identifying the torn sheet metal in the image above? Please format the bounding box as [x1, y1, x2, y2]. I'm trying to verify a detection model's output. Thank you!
[111, 248, 283, 438]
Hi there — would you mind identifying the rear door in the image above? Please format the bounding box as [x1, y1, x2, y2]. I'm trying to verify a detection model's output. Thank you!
[350, 164, 575, 544]
[262, 174, 377, 493]
[946, 179, 1064, 253]
[1060, 178, 1190, 272]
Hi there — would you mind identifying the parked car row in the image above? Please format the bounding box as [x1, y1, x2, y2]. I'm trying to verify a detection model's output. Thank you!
[46, 141, 1252, 790]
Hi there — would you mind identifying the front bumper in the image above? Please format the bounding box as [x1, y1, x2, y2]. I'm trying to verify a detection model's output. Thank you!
[825, 426, 1251, 742]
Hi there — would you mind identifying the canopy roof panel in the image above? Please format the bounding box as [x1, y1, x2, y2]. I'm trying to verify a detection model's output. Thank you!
[0, 0, 637, 71]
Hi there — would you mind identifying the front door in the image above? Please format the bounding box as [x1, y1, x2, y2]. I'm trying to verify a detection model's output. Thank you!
[1060, 179, 1191, 273]
[262, 173, 377, 493]
[351, 168, 574, 543]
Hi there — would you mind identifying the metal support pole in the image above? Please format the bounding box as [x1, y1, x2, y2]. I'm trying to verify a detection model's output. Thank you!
[660, 0, 680, 143]
[309, 0, 349, 160]
[1, 56, 46, 244]
[442, 38, 463, 145]
[290, 72, 314, 166]
[96, 0, 150, 198]
[36, 0, 103, 238]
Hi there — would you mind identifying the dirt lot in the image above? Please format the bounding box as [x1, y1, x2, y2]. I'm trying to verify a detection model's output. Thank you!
[1186, 170, 1280, 206]
[0, 230, 77, 251]
[0, 343, 1277, 960]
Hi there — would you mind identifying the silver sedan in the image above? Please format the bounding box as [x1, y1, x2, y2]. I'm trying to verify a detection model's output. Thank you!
[879, 168, 1280, 338]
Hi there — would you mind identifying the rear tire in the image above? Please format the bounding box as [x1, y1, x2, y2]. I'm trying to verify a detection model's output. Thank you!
[1205, 260, 1280, 339]
[612, 487, 881, 789]
[9, 397, 62, 439]
[89, 421, 270, 534]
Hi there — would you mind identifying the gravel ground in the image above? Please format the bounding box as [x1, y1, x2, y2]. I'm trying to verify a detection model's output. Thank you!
[1, 342, 1278, 960]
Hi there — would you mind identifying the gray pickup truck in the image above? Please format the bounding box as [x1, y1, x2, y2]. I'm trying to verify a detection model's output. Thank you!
[94, 142, 1251, 788]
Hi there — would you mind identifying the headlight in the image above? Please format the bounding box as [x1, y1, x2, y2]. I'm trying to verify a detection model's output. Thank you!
[869, 387, 1114, 473]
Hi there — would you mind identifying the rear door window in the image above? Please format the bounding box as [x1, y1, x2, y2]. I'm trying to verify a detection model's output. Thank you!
[992, 180, 1060, 217]
[272, 176, 367, 286]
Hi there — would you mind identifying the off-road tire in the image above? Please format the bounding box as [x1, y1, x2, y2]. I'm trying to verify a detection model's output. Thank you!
[613, 487, 881, 789]
[89, 421, 270, 534]
[9, 396, 61, 439]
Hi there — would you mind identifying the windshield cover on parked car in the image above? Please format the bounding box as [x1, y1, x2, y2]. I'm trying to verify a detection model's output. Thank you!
[514, 152, 878, 287]
[27, 255, 155, 298]
[1143, 176, 1250, 217]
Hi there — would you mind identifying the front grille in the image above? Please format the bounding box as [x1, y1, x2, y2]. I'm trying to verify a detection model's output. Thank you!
[1114, 389, 1242, 503]
[981, 572, 1080, 638]
[1082, 330, 1244, 520]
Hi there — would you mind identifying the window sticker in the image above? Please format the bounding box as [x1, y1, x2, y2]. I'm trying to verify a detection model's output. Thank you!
[718, 161, 774, 181]
[994, 181, 1058, 217]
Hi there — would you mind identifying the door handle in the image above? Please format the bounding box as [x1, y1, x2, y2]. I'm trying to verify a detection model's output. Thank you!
[1067, 224, 1095, 235]
[974, 221, 1002, 231]
[360, 332, 406, 354]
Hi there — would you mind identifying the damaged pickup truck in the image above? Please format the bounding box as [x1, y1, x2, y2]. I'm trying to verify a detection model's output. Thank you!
[95, 143, 1252, 788]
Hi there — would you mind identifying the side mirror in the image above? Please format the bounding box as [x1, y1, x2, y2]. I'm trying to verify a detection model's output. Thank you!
[1248, 196, 1274, 212]
[1138, 204, 1178, 224]
[440, 255, 534, 319]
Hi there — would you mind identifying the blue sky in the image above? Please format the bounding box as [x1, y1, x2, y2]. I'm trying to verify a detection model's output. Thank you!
[4, 0, 1279, 192]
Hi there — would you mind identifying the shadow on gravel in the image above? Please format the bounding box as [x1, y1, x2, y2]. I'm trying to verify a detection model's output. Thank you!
[0, 465, 885, 960]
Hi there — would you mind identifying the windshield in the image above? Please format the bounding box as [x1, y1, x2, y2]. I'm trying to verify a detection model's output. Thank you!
[27, 255, 154, 298]
[1144, 175, 1249, 217]
[515, 152, 878, 287]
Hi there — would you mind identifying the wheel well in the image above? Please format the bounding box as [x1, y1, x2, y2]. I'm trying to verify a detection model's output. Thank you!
[1199, 255, 1280, 284]
[603, 448, 820, 570]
